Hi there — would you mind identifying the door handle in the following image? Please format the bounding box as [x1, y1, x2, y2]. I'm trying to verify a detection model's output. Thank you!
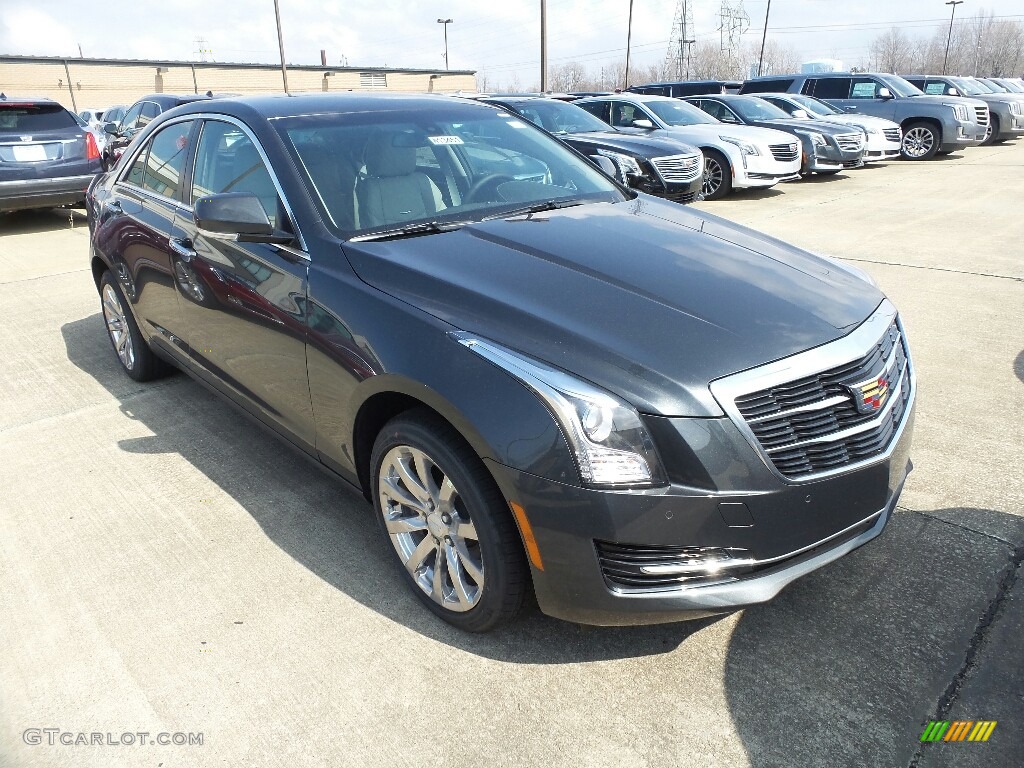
[168, 237, 197, 262]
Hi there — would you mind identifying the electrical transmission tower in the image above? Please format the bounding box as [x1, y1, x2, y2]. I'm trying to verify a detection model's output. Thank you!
[193, 38, 213, 62]
[718, 0, 749, 66]
[665, 0, 695, 80]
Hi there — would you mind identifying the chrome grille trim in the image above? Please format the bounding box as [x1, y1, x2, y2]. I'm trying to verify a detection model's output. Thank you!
[835, 133, 864, 151]
[709, 299, 915, 484]
[974, 106, 989, 126]
[650, 153, 702, 183]
[769, 142, 799, 162]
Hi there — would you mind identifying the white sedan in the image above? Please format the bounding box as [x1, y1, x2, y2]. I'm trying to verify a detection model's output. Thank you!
[576, 93, 802, 199]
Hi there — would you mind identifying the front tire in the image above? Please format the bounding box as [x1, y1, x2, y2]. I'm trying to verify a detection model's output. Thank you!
[99, 270, 172, 382]
[981, 116, 1000, 146]
[701, 149, 732, 200]
[901, 122, 940, 160]
[371, 410, 529, 632]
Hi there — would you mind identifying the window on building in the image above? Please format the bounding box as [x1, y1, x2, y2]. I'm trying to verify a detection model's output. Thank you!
[359, 72, 388, 88]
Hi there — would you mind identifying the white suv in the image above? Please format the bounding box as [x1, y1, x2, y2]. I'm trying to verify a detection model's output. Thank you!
[577, 93, 801, 199]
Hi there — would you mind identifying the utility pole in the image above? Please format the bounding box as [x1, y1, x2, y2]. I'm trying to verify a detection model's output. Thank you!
[943, 0, 964, 75]
[624, 0, 634, 89]
[540, 0, 548, 92]
[757, 0, 772, 76]
[273, 0, 290, 93]
[437, 18, 453, 71]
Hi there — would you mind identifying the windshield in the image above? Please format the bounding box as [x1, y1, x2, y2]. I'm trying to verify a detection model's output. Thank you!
[504, 99, 613, 135]
[276, 106, 626, 238]
[979, 79, 1007, 92]
[789, 95, 841, 116]
[645, 99, 719, 126]
[949, 77, 986, 95]
[877, 74, 925, 97]
[729, 96, 791, 121]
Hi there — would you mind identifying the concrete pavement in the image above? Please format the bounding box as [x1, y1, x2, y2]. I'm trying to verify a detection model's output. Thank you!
[1, 140, 1021, 768]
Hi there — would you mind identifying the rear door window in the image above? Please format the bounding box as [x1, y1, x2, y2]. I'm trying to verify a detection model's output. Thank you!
[0, 103, 77, 133]
[809, 78, 851, 99]
[578, 101, 609, 122]
[138, 102, 161, 130]
[142, 121, 195, 200]
[120, 104, 143, 132]
[850, 78, 881, 99]
[924, 82, 949, 95]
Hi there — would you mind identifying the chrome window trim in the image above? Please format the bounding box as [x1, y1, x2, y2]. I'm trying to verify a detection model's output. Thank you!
[709, 298, 916, 485]
[186, 113, 307, 252]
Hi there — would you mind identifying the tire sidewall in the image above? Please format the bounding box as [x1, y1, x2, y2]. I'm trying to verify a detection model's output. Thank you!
[702, 148, 732, 200]
[99, 270, 147, 382]
[901, 122, 939, 160]
[370, 413, 524, 632]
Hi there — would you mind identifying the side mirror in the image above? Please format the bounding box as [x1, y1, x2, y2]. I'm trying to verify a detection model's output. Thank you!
[590, 155, 619, 178]
[631, 118, 655, 129]
[194, 192, 291, 244]
[103, 123, 119, 135]
[792, 109, 810, 119]
[877, 87, 894, 100]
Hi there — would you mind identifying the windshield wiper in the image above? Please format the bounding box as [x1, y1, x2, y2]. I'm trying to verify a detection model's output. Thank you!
[349, 220, 468, 242]
[482, 198, 585, 221]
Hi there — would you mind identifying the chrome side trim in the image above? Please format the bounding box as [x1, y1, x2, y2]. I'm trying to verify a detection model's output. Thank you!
[747, 394, 850, 424]
[709, 299, 916, 485]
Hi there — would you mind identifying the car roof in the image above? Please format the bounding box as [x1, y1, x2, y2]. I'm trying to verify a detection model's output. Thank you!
[0, 94, 63, 106]
[164, 92, 509, 121]
[579, 92, 674, 102]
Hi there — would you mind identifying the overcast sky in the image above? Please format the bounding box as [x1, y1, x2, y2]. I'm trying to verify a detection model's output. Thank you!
[3, 1, 1022, 87]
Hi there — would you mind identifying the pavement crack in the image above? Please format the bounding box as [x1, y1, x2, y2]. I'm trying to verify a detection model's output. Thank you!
[840, 257, 1022, 283]
[901, 507, 1017, 548]
[905, 539, 1023, 768]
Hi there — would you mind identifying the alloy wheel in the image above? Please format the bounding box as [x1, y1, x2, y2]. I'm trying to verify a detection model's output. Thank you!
[703, 157, 723, 197]
[902, 127, 935, 159]
[378, 445, 484, 612]
[102, 283, 135, 370]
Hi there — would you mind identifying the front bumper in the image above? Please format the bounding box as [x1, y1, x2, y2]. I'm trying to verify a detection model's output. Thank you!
[863, 134, 902, 161]
[733, 153, 801, 189]
[947, 120, 988, 148]
[632, 175, 703, 205]
[0, 174, 98, 212]
[807, 143, 865, 172]
[487, 398, 915, 626]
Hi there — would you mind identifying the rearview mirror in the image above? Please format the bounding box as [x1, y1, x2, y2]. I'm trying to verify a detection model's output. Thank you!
[194, 193, 291, 244]
[878, 87, 893, 100]
[792, 109, 810, 119]
[631, 119, 655, 129]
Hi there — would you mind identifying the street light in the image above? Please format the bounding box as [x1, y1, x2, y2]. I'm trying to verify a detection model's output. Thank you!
[437, 18, 453, 71]
[943, 0, 964, 75]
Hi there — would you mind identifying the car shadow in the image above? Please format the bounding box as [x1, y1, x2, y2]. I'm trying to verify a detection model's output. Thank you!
[1014, 349, 1024, 384]
[799, 171, 851, 183]
[61, 312, 717, 663]
[731, 187, 786, 201]
[0, 206, 87, 235]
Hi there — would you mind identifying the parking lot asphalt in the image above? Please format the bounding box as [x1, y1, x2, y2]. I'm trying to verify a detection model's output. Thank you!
[1, 142, 1021, 768]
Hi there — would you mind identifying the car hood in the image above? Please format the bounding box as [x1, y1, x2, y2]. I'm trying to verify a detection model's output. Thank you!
[342, 197, 883, 417]
[664, 122, 797, 146]
[748, 117, 852, 135]
[905, 94, 988, 109]
[564, 130, 700, 159]
[820, 114, 898, 130]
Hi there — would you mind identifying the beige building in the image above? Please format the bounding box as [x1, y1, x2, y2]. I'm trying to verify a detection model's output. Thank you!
[0, 55, 477, 113]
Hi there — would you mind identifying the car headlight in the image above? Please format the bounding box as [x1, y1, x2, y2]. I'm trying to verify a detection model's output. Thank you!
[719, 135, 759, 155]
[1010, 101, 1023, 115]
[454, 334, 666, 487]
[595, 148, 643, 182]
[945, 103, 970, 121]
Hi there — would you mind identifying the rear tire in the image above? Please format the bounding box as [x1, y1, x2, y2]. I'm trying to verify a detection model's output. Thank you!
[370, 409, 529, 632]
[701, 149, 732, 200]
[901, 122, 940, 160]
[99, 270, 173, 382]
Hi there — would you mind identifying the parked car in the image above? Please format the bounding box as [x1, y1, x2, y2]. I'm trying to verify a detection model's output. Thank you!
[684, 94, 866, 175]
[903, 76, 1024, 145]
[990, 78, 1024, 94]
[740, 72, 990, 159]
[102, 93, 216, 170]
[86, 93, 916, 630]
[72, 111, 108, 155]
[753, 92, 902, 162]
[482, 96, 704, 204]
[576, 93, 801, 199]
[0, 95, 102, 212]
[628, 80, 742, 97]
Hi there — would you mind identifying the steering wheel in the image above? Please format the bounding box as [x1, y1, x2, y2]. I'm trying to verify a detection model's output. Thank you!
[464, 174, 515, 204]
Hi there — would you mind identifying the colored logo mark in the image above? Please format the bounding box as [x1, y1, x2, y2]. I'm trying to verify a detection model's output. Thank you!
[920, 720, 997, 742]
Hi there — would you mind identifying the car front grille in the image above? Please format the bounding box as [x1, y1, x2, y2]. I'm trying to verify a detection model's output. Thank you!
[595, 540, 753, 590]
[730, 319, 911, 479]
[883, 127, 902, 142]
[835, 133, 864, 151]
[974, 106, 989, 126]
[651, 153, 702, 182]
[769, 142, 799, 162]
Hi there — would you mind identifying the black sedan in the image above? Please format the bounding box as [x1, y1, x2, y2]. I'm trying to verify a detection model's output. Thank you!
[482, 96, 704, 204]
[86, 94, 915, 630]
[102, 93, 217, 170]
[684, 94, 867, 174]
[1, 96, 102, 212]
